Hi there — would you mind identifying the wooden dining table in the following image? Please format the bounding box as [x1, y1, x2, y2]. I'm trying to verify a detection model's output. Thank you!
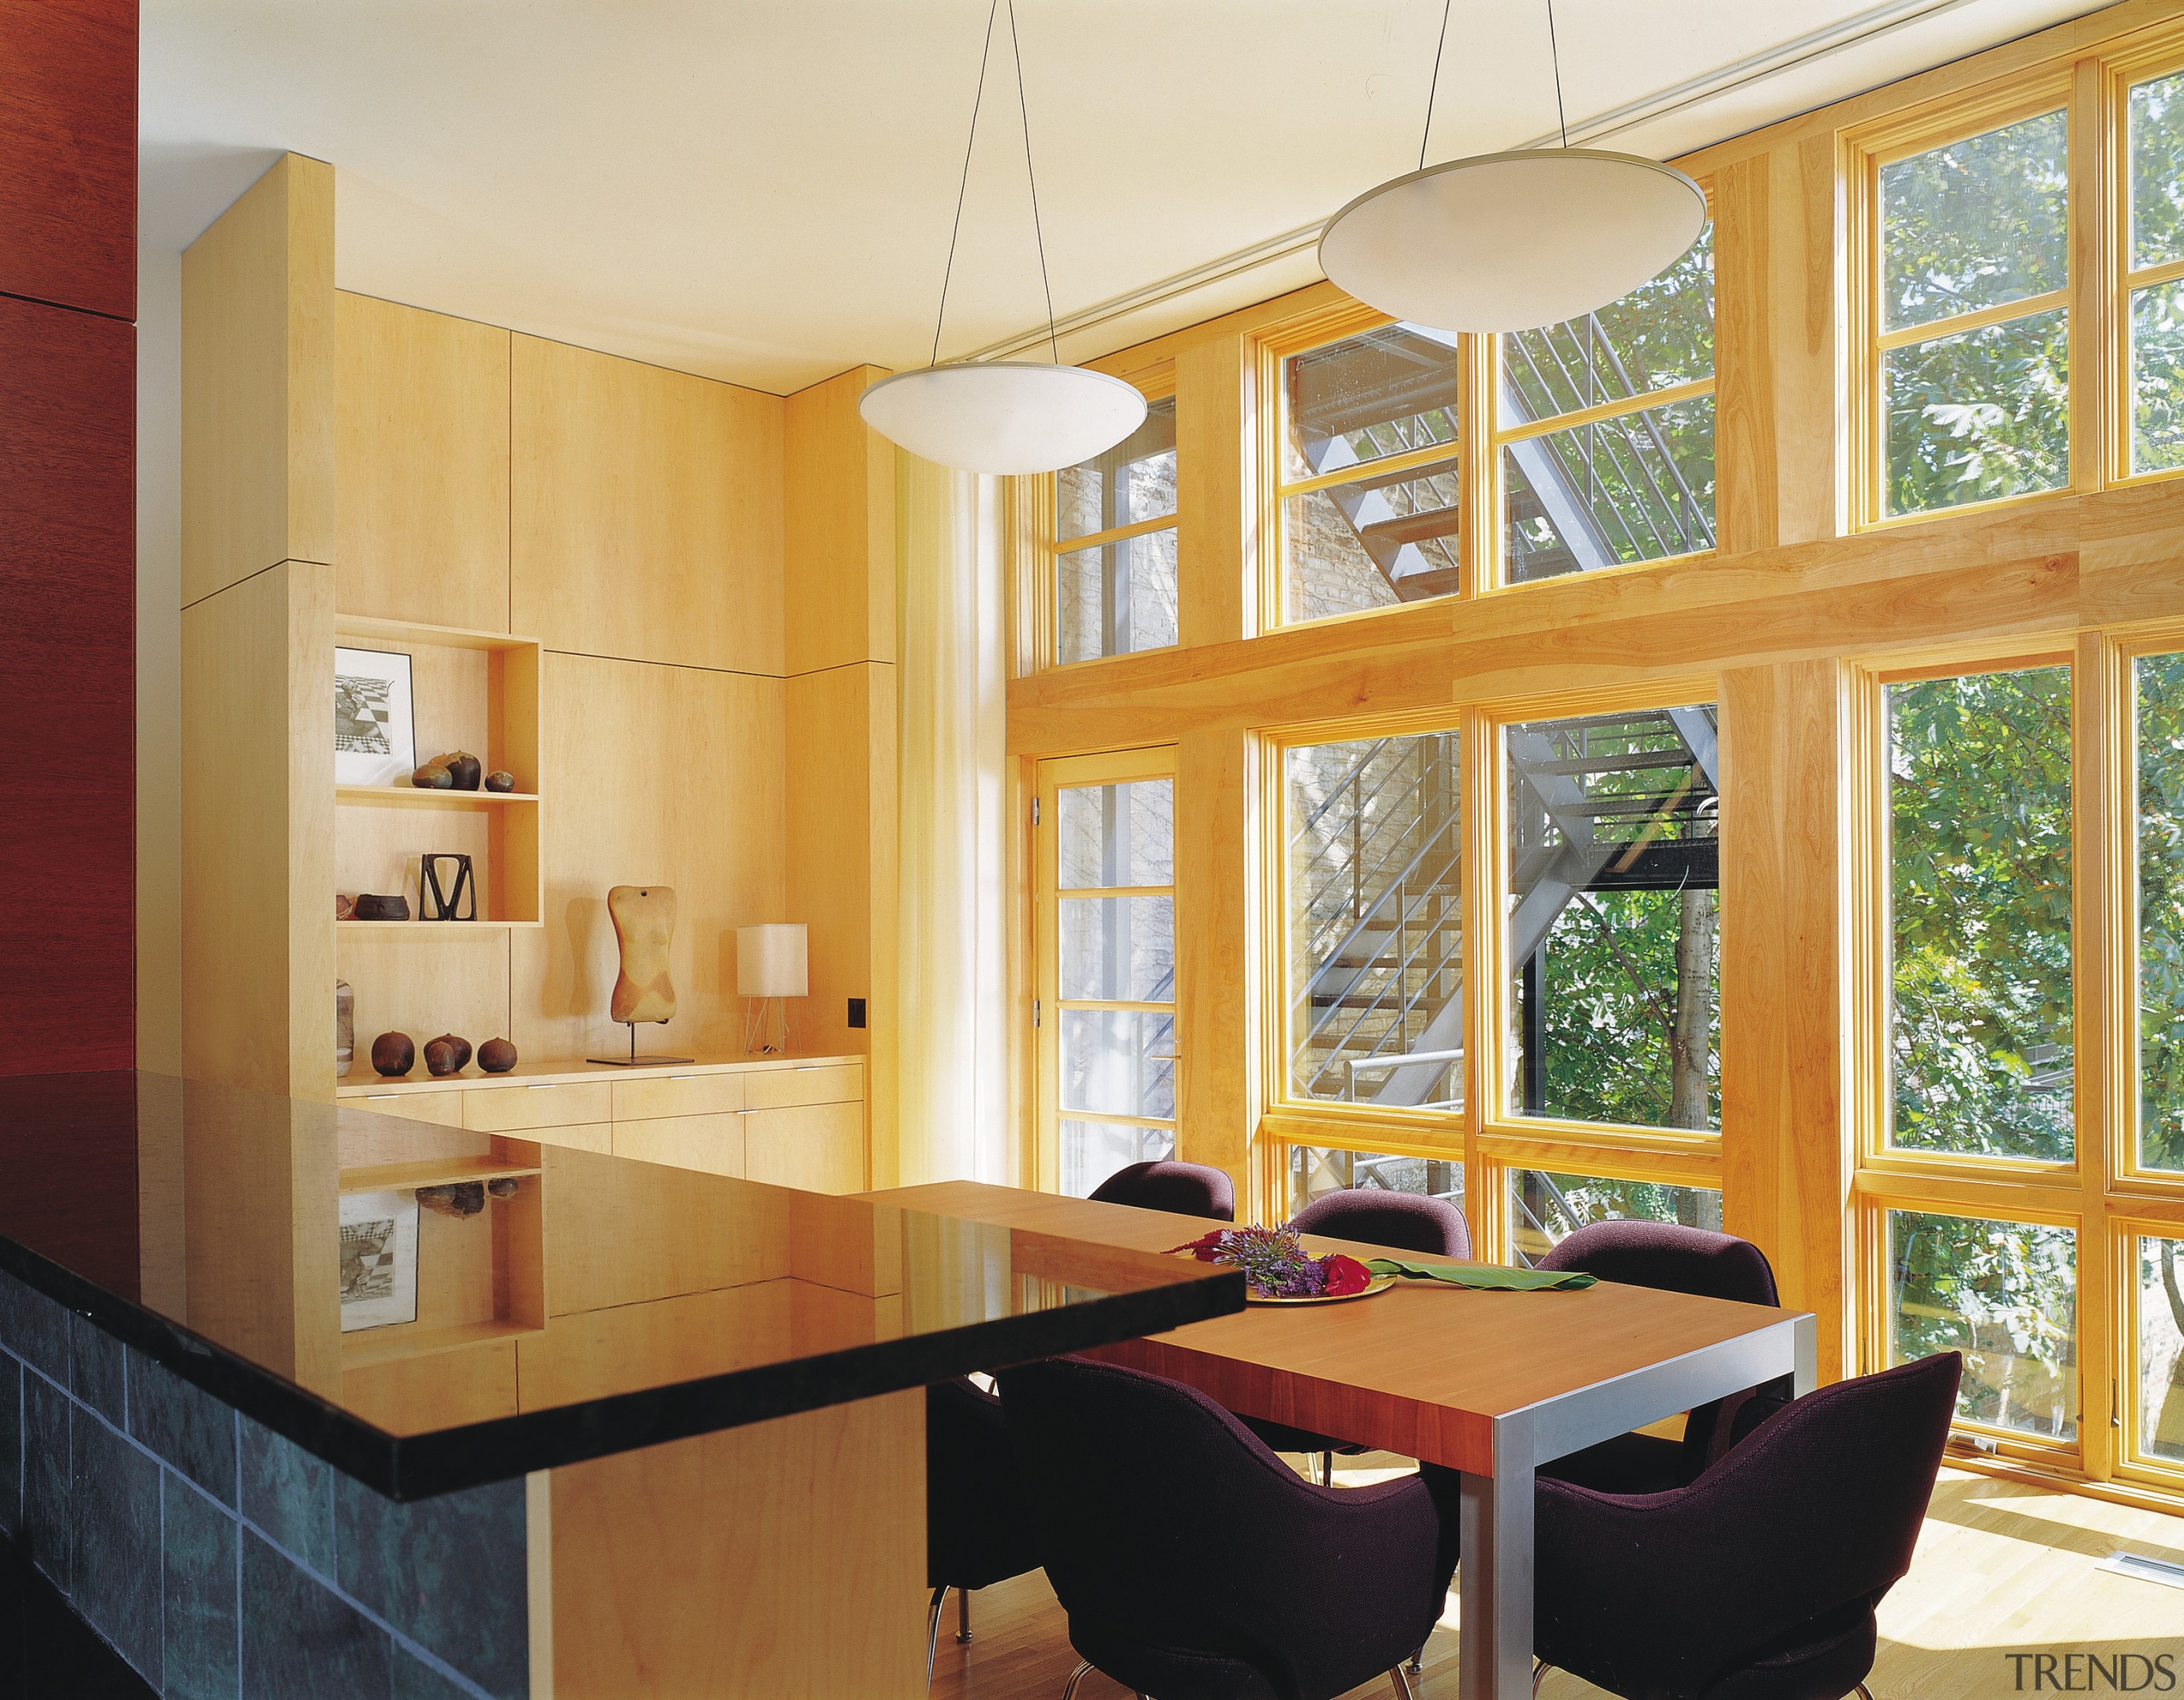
[873, 1181, 1817, 1700]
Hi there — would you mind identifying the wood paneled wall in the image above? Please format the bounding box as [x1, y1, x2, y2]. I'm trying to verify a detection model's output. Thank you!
[783, 366, 898, 1185]
[0, 0, 136, 1076]
[1008, 0, 2184, 1387]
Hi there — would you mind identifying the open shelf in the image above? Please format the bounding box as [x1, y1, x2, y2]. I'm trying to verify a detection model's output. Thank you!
[337, 786, 541, 807]
[335, 614, 542, 654]
[339, 1156, 543, 1195]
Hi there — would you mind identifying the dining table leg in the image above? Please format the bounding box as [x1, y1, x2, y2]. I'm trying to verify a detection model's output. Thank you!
[1459, 1411, 1536, 1700]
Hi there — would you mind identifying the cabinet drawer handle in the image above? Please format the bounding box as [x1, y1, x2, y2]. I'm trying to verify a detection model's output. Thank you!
[366, 1094, 398, 1101]
[526, 1083, 556, 1091]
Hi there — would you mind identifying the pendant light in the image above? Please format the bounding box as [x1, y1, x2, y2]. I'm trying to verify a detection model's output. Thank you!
[1318, 0, 1706, 334]
[859, 0, 1145, 475]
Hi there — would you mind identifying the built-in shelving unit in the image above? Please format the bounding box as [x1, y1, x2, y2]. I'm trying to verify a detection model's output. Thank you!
[334, 613, 543, 930]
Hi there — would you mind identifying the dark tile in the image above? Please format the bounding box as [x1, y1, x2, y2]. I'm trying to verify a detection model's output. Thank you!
[0, 1269, 71, 1384]
[0, 1526, 159, 1699]
[22, 1367, 70, 1593]
[241, 1529, 390, 1700]
[391, 1645, 479, 1700]
[336, 1475, 526, 1700]
[164, 1471, 241, 1700]
[0, 1351, 18, 1539]
[127, 1348, 236, 1506]
[72, 1311, 127, 1427]
[240, 1415, 333, 1575]
[69, 1410, 162, 1685]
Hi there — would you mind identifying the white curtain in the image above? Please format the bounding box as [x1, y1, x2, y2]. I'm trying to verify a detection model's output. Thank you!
[895, 453, 1010, 1186]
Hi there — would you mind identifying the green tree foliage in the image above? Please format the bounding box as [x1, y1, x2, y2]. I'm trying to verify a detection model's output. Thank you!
[1881, 110, 2071, 514]
[1889, 667, 2073, 1161]
[1891, 1209, 2077, 1437]
[1534, 891, 1719, 1128]
[2133, 76, 2184, 475]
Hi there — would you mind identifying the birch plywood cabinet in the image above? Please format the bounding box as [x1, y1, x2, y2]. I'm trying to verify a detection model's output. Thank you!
[338, 1056, 868, 1192]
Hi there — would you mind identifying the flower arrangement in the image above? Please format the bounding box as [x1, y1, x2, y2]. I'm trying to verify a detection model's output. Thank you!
[1170, 1224, 1374, 1299]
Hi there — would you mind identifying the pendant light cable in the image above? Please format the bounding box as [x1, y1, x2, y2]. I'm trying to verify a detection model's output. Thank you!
[1008, 1, 1061, 365]
[1418, 0, 1455, 172]
[1548, 0, 1569, 149]
[932, 0, 1003, 368]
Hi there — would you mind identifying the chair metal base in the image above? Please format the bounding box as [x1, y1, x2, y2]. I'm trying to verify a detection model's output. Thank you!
[1061, 1660, 1147, 1700]
[1391, 1662, 1420, 1700]
[926, 1586, 978, 1685]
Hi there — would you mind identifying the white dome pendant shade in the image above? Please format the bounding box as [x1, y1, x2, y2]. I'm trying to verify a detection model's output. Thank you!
[1319, 148, 1707, 334]
[858, 361, 1146, 477]
[856, 0, 1146, 476]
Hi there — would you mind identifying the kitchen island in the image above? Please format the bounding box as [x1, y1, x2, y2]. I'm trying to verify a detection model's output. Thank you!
[0, 1071, 1240, 1697]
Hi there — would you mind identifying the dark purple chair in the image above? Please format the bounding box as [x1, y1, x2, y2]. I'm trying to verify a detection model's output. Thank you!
[1536, 1220, 1786, 1494]
[1244, 1189, 1472, 1487]
[996, 1355, 1451, 1700]
[1089, 1159, 1235, 1221]
[1529, 1351, 1962, 1700]
[1291, 1188, 1471, 1261]
[926, 1377, 1042, 1682]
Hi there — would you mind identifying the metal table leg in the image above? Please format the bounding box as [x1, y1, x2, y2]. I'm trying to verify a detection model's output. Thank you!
[1459, 1412, 1535, 1700]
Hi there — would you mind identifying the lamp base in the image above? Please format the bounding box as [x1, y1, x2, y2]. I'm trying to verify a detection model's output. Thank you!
[587, 1022, 694, 1069]
[742, 996, 793, 1056]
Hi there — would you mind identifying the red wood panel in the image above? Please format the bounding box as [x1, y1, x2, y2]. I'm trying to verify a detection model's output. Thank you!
[0, 294, 135, 1073]
[0, 0, 136, 319]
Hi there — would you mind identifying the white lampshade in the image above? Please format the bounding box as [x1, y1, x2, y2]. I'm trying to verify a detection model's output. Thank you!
[1318, 149, 1708, 334]
[857, 362, 1147, 476]
[736, 925, 808, 998]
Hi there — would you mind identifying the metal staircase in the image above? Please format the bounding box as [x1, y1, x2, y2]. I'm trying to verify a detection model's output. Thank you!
[1284, 313, 1719, 1110]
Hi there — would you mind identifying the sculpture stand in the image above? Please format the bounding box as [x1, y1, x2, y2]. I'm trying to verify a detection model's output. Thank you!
[587, 1021, 694, 1068]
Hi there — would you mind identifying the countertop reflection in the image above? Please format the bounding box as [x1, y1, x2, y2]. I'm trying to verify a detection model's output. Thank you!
[0, 1072, 1240, 1498]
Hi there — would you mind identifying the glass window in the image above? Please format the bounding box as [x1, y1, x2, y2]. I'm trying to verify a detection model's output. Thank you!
[2129, 71, 2184, 474]
[1877, 109, 2071, 515]
[1288, 1146, 1465, 1219]
[1054, 776, 1176, 1197]
[2140, 652, 2184, 1173]
[1500, 225, 1716, 582]
[1505, 705, 1721, 1130]
[1277, 325, 1462, 623]
[1885, 666, 2073, 1162]
[1888, 1208, 2077, 1441]
[1051, 398, 1177, 664]
[2135, 1233, 2184, 1467]
[1285, 732, 1462, 1109]
[1508, 1169, 1722, 1268]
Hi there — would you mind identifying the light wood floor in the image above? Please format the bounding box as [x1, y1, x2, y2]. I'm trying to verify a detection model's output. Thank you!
[928, 1461, 2184, 1700]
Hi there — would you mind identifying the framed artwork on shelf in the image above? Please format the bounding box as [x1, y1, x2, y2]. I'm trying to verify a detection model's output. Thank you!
[339, 1188, 419, 1332]
[334, 646, 416, 786]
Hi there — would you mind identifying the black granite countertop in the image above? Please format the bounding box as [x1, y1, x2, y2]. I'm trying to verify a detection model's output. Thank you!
[0, 1071, 1242, 1499]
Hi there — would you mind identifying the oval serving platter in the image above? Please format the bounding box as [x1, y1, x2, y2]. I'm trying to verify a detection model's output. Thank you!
[1243, 1274, 1396, 1306]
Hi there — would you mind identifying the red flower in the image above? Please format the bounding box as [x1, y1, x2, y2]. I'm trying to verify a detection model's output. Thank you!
[1321, 1254, 1372, 1296]
[1169, 1231, 1231, 1262]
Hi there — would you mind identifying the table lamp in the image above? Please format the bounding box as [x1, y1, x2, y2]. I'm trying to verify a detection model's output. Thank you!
[738, 924, 808, 1055]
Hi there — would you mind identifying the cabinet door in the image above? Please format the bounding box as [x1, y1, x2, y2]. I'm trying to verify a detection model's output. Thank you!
[743, 1103, 865, 1194]
[612, 1113, 745, 1178]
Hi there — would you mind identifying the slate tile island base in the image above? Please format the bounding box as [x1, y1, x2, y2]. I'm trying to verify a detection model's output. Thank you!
[0, 1265, 527, 1700]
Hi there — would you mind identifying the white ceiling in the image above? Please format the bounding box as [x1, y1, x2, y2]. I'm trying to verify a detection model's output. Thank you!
[142, 0, 2113, 395]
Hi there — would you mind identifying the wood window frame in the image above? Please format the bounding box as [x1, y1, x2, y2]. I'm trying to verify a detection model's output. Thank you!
[1252, 302, 1490, 635]
[2106, 24, 2184, 489]
[1024, 366, 1179, 675]
[1844, 70, 2096, 532]
[1031, 745, 1181, 1195]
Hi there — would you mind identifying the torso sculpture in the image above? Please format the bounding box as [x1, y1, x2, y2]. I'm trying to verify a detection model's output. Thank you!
[607, 885, 677, 1024]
